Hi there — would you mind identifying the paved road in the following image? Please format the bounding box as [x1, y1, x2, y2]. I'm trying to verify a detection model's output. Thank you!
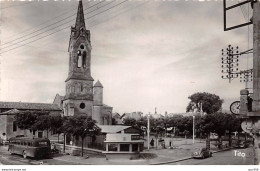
[168, 148, 254, 165]
[0, 146, 82, 165]
[0, 145, 256, 165]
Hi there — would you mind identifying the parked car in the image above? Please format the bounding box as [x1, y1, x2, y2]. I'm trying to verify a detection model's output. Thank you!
[191, 147, 212, 159]
[238, 141, 250, 148]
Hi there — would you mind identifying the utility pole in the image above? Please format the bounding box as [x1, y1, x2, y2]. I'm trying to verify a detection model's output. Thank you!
[193, 115, 195, 144]
[252, 2, 260, 113]
[147, 113, 150, 150]
[200, 102, 203, 116]
[223, 0, 260, 165]
[251, 1, 260, 165]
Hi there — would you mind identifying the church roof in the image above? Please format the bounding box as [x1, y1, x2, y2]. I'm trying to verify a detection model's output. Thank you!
[103, 104, 112, 108]
[65, 73, 94, 82]
[0, 101, 61, 111]
[112, 112, 121, 118]
[94, 80, 103, 88]
[121, 112, 142, 120]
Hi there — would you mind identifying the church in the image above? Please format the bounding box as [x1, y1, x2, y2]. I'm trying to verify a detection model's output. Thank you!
[0, 0, 112, 142]
[53, 0, 113, 125]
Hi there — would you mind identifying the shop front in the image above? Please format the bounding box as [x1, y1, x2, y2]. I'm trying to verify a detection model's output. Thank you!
[103, 133, 144, 160]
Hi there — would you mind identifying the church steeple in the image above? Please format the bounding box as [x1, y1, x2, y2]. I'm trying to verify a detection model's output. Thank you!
[65, 0, 93, 101]
[75, 0, 86, 31]
[69, 0, 90, 43]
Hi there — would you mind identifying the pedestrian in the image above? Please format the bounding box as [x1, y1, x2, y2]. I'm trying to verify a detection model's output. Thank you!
[161, 139, 166, 149]
[150, 138, 154, 147]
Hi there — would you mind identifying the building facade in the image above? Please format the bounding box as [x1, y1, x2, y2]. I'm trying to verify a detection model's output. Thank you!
[0, 102, 62, 142]
[60, 0, 112, 125]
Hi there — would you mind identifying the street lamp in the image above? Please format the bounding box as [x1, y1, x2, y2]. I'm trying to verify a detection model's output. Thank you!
[193, 115, 195, 144]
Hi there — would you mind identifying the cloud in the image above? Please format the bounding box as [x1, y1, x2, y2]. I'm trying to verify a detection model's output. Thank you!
[0, 0, 251, 114]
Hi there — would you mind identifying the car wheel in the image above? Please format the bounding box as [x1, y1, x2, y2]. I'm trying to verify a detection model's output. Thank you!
[23, 151, 27, 159]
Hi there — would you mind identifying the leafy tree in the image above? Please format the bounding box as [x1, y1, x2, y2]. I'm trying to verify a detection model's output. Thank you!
[136, 117, 147, 128]
[186, 92, 223, 114]
[14, 110, 49, 130]
[194, 115, 207, 138]
[123, 118, 137, 126]
[166, 115, 183, 128]
[178, 116, 193, 134]
[211, 113, 227, 148]
[63, 115, 99, 157]
[49, 115, 63, 142]
[31, 114, 52, 138]
[199, 112, 238, 148]
[224, 114, 237, 147]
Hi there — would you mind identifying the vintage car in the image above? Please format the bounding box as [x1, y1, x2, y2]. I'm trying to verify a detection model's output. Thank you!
[191, 147, 212, 159]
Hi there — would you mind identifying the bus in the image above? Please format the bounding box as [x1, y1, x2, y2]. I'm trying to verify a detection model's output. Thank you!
[8, 137, 51, 159]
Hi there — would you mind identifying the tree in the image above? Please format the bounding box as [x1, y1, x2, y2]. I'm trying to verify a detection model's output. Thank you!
[49, 115, 63, 142]
[202, 112, 236, 149]
[178, 116, 193, 134]
[63, 115, 99, 157]
[14, 110, 50, 135]
[167, 115, 183, 128]
[194, 115, 207, 138]
[211, 113, 227, 148]
[136, 117, 147, 129]
[123, 118, 137, 126]
[186, 92, 223, 114]
[31, 114, 52, 138]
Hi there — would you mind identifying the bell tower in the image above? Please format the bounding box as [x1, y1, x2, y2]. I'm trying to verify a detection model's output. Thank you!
[63, 0, 94, 117]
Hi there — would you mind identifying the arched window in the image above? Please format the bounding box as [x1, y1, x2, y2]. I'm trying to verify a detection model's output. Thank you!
[82, 51, 87, 68]
[77, 50, 82, 68]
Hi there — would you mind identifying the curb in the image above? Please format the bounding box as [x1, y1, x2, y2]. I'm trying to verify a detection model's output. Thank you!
[150, 157, 192, 165]
[150, 147, 233, 165]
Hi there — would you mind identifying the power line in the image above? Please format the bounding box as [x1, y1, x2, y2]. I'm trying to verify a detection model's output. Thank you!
[90, 1, 148, 29]
[13, 1, 146, 53]
[6, 42, 67, 53]
[5, 1, 82, 40]
[0, 0, 128, 54]
[39, 1, 146, 46]
[1, 1, 106, 48]
[1, 1, 34, 10]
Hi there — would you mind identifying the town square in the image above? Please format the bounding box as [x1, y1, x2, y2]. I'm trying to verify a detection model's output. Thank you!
[0, 0, 259, 167]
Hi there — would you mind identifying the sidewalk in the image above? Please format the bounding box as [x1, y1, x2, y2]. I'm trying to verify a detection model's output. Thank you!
[53, 138, 220, 165]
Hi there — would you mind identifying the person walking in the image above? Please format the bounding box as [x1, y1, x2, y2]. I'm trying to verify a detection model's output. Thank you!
[150, 138, 154, 147]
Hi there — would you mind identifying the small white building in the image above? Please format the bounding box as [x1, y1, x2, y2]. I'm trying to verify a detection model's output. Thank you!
[98, 125, 144, 160]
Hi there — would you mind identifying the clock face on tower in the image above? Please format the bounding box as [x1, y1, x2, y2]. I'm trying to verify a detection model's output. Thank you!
[230, 101, 240, 114]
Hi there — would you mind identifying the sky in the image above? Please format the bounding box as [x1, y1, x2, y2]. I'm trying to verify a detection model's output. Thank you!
[0, 0, 254, 115]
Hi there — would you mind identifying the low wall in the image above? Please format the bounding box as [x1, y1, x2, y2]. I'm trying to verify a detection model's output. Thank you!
[54, 143, 105, 157]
